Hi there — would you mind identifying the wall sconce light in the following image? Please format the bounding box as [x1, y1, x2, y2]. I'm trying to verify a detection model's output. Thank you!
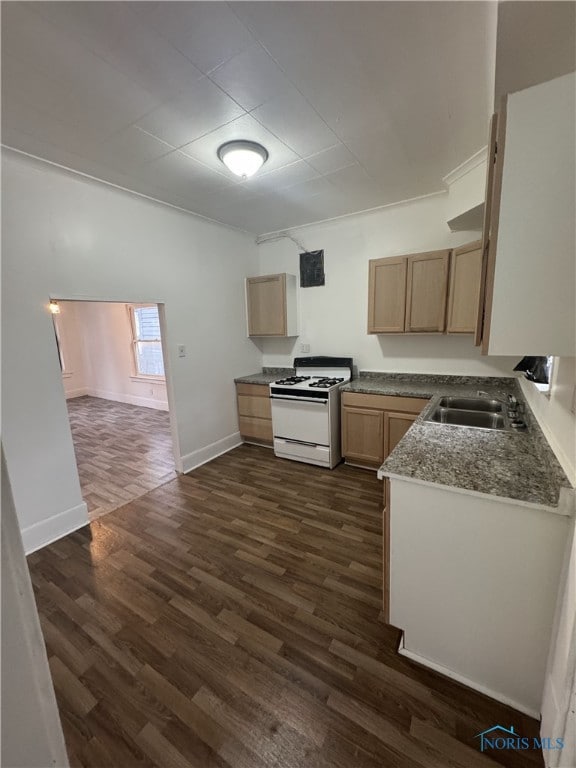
[49, 300, 60, 315]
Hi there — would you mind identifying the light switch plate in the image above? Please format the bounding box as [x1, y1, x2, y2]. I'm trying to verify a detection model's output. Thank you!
[177, 345, 186, 358]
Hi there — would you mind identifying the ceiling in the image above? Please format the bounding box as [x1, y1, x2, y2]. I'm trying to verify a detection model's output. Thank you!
[1, 2, 494, 234]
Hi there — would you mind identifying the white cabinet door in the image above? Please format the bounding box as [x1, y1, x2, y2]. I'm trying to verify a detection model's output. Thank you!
[488, 72, 575, 356]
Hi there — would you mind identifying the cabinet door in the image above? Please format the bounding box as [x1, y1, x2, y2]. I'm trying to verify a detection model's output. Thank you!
[446, 242, 483, 334]
[382, 411, 418, 512]
[367, 257, 407, 333]
[384, 411, 418, 458]
[341, 407, 384, 466]
[480, 75, 575, 356]
[246, 274, 286, 336]
[405, 250, 450, 332]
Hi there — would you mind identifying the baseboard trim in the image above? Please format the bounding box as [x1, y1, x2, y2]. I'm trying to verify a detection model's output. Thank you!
[181, 432, 242, 475]
[84, 388, 168, 411]
[65, 387, 89, 399]
[22, 501, 89, 555]
[398, 643, 540, 719]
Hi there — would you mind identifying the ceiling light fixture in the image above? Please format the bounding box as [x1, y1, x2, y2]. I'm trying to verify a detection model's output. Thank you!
[217, 140, 268, 179]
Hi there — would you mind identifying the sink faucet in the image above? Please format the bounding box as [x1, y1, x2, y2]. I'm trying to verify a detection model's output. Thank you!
[477, 391, 523, 416]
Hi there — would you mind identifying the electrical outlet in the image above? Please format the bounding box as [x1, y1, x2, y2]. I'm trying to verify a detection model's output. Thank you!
[299, 343, 310, 353]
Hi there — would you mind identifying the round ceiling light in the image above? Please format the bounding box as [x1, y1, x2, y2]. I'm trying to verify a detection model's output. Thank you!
[217, 140, 268, 179]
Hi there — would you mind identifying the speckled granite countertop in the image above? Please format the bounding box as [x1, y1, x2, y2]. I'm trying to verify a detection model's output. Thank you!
[345, 373, 572, 511]
[234, 367, 294, 386]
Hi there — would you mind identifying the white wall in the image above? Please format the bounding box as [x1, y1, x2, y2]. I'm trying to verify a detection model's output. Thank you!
[494, 1, 576, 107]
[541, 515, 576, 768]
[520, 360, 576, 486]
[257, 193, 518, 376]
[55, 300, 89, 398]
[61, 300, 169, 410]
[1, 450, 69, 768]
[444, 150, 488, 224]
[2, 150, 261, 552]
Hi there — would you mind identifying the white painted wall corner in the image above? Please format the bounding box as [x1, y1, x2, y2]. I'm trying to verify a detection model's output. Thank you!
[181, 432, 242, 475]
[22, 501, 89, 555]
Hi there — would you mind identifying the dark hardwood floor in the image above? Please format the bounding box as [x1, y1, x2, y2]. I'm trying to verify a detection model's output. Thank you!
[28, 444, 544, 768]
[67, 396, 175, 520]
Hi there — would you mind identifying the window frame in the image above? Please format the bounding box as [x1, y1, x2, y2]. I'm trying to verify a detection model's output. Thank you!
[527, 356, 556, 397]
[127, 303, 166, 381]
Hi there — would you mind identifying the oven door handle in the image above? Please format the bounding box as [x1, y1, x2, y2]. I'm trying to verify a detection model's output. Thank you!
[280, 438, 323, 447]
[270, 396, 328, 405]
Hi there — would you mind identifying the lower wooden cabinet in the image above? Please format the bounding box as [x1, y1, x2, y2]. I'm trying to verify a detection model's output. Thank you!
[236, 383, 273, 445]
[341, 391, 428, 623]
[341, 392, 427, 470]
[341, 407, 384, 466]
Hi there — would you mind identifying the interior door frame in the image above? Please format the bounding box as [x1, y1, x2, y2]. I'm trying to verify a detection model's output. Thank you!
[49, 295, 183, 475]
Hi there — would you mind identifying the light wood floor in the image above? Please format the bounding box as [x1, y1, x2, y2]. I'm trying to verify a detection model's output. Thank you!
[29, 445, 543, 768]
[67, 396, 175, 521]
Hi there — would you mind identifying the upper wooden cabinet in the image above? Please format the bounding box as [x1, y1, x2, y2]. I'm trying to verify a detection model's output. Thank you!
[368, 249, 457, 334]
[245, 273, 298, 337]
[477, 73, 576, 356]
[368, 257, 407, 333]
[447, 241, 483, 334]
[405, 250, 450, 332]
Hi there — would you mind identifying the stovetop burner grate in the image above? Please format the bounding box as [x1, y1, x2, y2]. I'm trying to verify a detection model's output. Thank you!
[309, 377, 345, 388]
[274, 375, 311, 386]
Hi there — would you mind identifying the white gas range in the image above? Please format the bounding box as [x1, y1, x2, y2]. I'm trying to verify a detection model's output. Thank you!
[269, 356, 353, 469]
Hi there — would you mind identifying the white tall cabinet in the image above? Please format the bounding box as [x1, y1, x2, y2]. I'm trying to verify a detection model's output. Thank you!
[481, 72, 576, 356]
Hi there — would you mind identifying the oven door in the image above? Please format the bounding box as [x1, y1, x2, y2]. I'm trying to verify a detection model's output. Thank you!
[270, 396, 330, 446]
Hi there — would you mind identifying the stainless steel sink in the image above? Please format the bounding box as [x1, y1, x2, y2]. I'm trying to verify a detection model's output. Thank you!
[428, 407, 507, 430]
[437, 397, 502, 413]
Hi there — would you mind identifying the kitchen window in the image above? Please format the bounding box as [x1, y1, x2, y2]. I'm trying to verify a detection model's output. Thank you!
[514, 355, 555, 395]
[128, 304, 165, 379]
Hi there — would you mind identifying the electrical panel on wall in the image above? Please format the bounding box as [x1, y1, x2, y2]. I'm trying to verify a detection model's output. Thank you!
[300, 250, 325, 287]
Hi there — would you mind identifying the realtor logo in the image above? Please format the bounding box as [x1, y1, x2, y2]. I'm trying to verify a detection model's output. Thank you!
[476, 725, 518, 752]
[475, 725, 564, 753]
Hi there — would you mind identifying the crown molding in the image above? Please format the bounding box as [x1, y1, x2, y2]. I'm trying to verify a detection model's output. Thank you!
[442, 146, 488, 187]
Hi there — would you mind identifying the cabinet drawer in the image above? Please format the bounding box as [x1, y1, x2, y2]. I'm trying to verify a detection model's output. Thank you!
[237, 394, 271, 420]
[342, 391, 429, 414]
[236, 383, 271, 398]
[238, 416, 273, 444]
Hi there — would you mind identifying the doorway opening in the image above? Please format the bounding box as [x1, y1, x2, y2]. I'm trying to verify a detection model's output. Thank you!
[52, 299, 177, 521]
